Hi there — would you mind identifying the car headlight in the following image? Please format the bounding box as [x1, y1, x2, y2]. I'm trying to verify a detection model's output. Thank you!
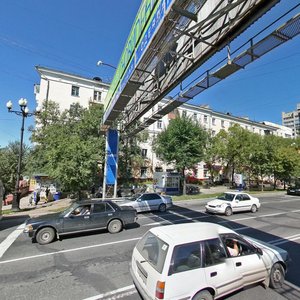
[24, 224, 33, 233]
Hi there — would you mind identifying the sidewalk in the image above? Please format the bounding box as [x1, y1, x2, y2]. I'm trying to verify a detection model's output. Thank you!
[2, 187, 285, 219]
[2, 194, 73, 218]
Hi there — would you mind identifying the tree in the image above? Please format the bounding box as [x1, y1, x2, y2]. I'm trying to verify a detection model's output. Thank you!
[153, 115, 209, 194]
[0, 142, 30, 194]
[118, 130, 148, 183]
[28, 102, 105, 196]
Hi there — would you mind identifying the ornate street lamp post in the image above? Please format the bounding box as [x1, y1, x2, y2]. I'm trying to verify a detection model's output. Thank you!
[6, 98, 41, 211]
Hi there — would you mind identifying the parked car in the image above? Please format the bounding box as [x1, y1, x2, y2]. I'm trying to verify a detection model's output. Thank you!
[130, 222, 289, 300]
[205, 191, 261, 216]
[114, 192, 173, 213]
[287, 185, 300, 196]
[24, 199, 138, 245]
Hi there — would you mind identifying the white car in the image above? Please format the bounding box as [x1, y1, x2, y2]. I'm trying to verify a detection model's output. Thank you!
[115, 193, 173, 213]
[205, 192, 261, 216]
[130, 223, 289, 300]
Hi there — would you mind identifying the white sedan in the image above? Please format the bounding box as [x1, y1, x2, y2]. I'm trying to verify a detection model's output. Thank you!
[205, 191, 261, 216]
[114, 192, 173, 213]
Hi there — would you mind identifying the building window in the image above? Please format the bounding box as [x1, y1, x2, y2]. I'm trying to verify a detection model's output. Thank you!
[182, 110, 187, 117]
[93, 91, 102, 102]
[157, 120, 162, 129]
[155, 167, 163, 172]
[204, 115, 208, 123]
[221, 120, 225, 128]
[212, 118, 216, 125]
[141, 149, 147, 157]
[141, 167, 147, 178]
[212, 130, 216, 136]
[71, 86, 79, 97]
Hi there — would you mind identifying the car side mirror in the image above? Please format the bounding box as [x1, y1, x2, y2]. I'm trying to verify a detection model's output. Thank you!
[256, 247, 263, 255]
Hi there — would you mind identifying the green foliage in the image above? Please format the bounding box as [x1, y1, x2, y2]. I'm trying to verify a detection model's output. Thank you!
[153, 115, 209, 193]
[0, 142, 30, 193]
[28, 101, 105, 194]
[154, 115, 209, 169]
[118, 130, 148, 182]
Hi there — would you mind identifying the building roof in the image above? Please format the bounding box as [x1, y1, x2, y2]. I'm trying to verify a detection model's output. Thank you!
[35, 65, 111, 87]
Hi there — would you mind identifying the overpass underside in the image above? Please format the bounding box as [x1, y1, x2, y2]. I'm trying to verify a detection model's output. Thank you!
[104, 0, 282, 134]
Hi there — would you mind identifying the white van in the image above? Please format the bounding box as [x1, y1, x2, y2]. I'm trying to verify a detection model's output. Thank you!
[130, 223, 289, 300]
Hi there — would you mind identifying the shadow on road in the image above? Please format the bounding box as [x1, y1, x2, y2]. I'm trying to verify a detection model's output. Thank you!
[0, 215, 29, 232]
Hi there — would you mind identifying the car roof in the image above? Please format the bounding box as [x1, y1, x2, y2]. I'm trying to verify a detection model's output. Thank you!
[76, 199, 113, 205]
[149, 223, 236, 245]
[224, 191, 248, 195]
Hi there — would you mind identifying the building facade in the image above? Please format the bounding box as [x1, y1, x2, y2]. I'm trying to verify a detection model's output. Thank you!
[34, 67, 292, 181]
[282, 103, 300, 138]
[34, 66, 109, 110]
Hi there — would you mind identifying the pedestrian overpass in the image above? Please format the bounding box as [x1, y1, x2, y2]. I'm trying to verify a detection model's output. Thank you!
[101, 0, 300, 197]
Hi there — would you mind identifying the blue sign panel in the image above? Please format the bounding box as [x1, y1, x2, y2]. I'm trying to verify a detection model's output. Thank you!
[106, 129, 119, 185]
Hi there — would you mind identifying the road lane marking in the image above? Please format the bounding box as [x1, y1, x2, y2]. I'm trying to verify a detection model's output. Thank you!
[0, 237, 140, 265]
[219, 209, 300, 223]
[0, 223, 25, 259]
[83, 284, 135, 300]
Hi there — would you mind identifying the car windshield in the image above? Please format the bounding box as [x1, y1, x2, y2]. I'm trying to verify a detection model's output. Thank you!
[217, 193, 235, 201]
[126, 194, 141, 201]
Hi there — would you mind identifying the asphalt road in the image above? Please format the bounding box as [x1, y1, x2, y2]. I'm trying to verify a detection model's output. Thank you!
[0, 193, 300, 300]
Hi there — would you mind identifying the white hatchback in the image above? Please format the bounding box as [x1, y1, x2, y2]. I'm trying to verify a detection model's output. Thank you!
[205, 192, 261, 216]
[130, 223, 289, 300]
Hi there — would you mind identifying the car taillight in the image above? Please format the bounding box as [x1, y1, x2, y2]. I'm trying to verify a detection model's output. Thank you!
[155, 281, 165, 299]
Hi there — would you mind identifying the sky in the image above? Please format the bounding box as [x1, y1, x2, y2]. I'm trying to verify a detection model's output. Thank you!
[0, 0, 300, 148]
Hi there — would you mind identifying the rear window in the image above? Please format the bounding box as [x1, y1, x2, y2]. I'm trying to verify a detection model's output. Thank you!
[136, 231, 169, 274]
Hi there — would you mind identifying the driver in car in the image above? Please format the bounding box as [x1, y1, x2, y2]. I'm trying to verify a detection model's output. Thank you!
[226, 239, 239, 256]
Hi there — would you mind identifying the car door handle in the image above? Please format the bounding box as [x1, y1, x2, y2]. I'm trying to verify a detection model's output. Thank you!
[236, 262, 242, 267]
[210, 272, 217, 277]
[84, 216, 90, 219]
[107, 213, 113, 216]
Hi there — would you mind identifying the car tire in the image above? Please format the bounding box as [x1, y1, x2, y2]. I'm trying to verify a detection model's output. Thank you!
[269, 263, 285, 289]
[108, 219, 123, 234]
[36, 227, 55, 245]
[192, 290, 213, 300]
[225, 206, 233, 216]
[158, 203, 166, 213]
[251, 204, 258, 213]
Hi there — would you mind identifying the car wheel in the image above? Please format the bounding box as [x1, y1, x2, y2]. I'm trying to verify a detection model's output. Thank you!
[192, 290, 213, 300]
[251, 204, 258, 213]
[225, 206, 233, 216]
[158, 203, 166, 213]
[36, 227, 55, 245]
[108, 219, 123, 234]
[269, 263, 285, 289]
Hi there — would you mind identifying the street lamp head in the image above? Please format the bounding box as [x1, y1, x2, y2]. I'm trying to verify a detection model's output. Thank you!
[24, 107, 29, 114]
[6, 100, 13, 110]
[35, 105, 42, 113]
[97, 60, 103, 66]
[18, 98, 27, 107]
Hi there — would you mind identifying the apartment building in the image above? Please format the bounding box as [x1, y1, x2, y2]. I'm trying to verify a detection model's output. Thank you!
[34, 66, 109, 110]
[140, 100, 290, 180]
[282, 103, 300, 138]
[34, 67, 291, 180]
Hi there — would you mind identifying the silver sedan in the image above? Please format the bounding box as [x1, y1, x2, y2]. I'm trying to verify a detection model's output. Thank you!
[115, 192, 173, 213]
